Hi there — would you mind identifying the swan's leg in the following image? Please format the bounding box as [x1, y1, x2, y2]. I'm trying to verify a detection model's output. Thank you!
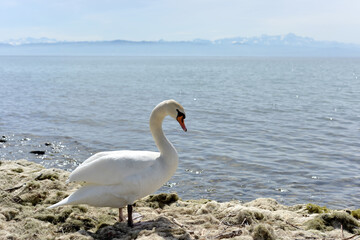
[127, 204, 133, 227]
[119, 208, 124, 222]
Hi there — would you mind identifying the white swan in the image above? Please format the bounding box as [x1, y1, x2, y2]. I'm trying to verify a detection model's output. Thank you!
[48, 99, 187, 227]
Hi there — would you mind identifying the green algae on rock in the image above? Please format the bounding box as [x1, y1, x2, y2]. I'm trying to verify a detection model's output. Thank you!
[306, 212, 360, 233]
[135, 193, 180, 209]
[306, 203, 330, 214]
[352, 209, 360, 220]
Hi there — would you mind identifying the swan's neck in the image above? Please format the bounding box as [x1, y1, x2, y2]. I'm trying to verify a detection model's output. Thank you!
[149, 106, 178, 162]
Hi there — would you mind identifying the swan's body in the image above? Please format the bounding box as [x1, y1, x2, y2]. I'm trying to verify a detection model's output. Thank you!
[48, 100, 187, 226]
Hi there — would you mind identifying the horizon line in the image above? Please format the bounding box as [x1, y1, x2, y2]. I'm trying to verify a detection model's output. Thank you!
[2, 33, 359, 46]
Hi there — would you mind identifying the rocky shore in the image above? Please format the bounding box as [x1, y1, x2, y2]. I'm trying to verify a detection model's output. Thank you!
[0, 159, 359, 240]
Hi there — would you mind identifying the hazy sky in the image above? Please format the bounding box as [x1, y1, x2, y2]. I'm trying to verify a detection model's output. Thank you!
[1, 0, 359, 43]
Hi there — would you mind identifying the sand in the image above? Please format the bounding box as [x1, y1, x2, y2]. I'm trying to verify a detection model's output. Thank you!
[0, 159, 359, 240]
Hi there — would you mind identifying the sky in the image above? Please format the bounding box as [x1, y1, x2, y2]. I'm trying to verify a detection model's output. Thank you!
[0, 0, 359, 44]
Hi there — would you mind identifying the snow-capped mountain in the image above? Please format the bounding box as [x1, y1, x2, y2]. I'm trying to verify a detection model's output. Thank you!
[0, 34, 359, 56]
[2, 37, 58, 46]
[213, 33, 352, 48]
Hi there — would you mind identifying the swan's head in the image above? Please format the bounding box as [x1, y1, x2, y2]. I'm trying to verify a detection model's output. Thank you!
[166, 100, 187, 132]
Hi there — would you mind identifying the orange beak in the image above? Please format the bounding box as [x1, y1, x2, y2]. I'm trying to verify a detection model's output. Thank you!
[177, 116, 187, 132]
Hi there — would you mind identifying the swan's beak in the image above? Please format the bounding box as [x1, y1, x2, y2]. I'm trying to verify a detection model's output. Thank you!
[177, 116, 187, 132]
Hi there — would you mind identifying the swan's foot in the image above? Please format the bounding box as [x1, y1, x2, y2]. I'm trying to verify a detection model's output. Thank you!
[127, 204, 133, 227]
[119, 208, 125, 222]
[119, 205, 141, 227]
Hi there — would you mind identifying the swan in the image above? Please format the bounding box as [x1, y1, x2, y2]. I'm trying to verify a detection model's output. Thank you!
[48, 99, 187, 227]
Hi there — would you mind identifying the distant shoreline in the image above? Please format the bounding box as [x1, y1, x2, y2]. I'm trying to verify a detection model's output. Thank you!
[1, 34, 360, 57]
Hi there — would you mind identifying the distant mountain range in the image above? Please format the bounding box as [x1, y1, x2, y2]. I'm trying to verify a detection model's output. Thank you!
[2, 37, 59, 46]
[1, 33, 360, 56]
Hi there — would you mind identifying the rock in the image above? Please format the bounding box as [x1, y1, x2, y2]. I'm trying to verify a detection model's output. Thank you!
[136, 193, 179, 209]
[35, 170, 59, 181]
[352, 209, 360, 220]
[306, 203, 330, 214]
[306, 212, 360, 233]
[252, 224, 276, 240]
[30, 150, 46, 155]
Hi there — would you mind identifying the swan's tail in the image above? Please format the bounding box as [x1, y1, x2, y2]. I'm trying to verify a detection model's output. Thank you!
[47, 196, 70, 209]
[47, 185, 127, 209]
[47, 185, 95, 209]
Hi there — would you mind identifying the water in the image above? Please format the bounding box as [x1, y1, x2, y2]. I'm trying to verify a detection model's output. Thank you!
[1, 56, 359, 209]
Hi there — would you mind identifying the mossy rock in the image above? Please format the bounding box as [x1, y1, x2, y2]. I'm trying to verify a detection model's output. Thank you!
[187, 199, 212, 205]
[35, 214, 57, 224]
[96, 222, 111, 231]
[59, 215, 96, 233]
[351, 209, 360, 220]
[35, 171, 59, 181]
[196, 201, 220, 215]
[60, 219, 84, 233]
[95, 225, 129, 240]
[35, 209, 73, 224]
[11, 168, 24, 173]
[21, 192, 48, 206]
[137, 193, 179, 209]
[2, 208, 20, 221]
[74, 216, 97, 229]
[227, 210, 265, 225]
[72, 205, 88, 213]
[306, 212, 360, 233]
[44, 191, 69, 205]
[25, 181, 41, 190]
[306, 203, 330, 214]
[305, 217, 332, 232]
[252, 224, 276, 240]
[24, 218, 45, 230]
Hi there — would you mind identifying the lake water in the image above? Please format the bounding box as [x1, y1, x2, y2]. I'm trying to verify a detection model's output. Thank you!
[1, 56, 359, 209]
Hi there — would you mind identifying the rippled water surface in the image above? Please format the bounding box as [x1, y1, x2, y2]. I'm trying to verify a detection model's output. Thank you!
[1, 56, 359, 209]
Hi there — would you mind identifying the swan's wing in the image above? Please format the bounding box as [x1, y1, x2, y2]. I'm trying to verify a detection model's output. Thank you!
[68, 150, 160, 185]
[81, 151, 114, 165]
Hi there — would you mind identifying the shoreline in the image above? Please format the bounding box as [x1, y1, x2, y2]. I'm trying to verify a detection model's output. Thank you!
[0, 159, 359, 240]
